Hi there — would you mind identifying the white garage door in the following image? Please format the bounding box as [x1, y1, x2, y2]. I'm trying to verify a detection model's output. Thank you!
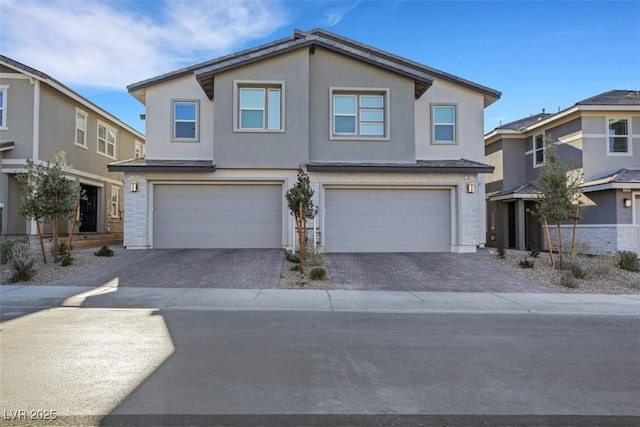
[324, 188, 451, 252]
[153, 184, 282, 249]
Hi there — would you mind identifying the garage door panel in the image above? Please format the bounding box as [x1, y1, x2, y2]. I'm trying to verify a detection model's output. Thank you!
[325, 188, 451, 253]
[154, 184, 282, 249]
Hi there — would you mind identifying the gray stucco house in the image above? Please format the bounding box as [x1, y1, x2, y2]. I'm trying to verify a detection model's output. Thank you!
[0, 56, 145, 238]
[485, 90, 640, 256]
[109, 29, 500, 252]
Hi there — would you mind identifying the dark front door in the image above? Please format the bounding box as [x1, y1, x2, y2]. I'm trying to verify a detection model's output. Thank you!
[79, 185, 98, 232]
[507, 202, 516, 248]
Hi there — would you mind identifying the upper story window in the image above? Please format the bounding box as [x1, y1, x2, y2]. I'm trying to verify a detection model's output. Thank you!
[533, 134, 545, 167]
[173, 101, 198, 141]
[75, 108, 88, 148]
[234, 81, 283, 132]
[330, 88, 388, 139]
[0, 85, 8, 129]
[97, 121, 117, 159]
[135, 140, 144, 159]
[608, 118, 630, 154]
[432, 105, 456, 144]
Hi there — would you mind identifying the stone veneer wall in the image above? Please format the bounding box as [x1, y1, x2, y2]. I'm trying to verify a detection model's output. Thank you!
[545, 224, 639, 255]
[123, 175, 150, 249]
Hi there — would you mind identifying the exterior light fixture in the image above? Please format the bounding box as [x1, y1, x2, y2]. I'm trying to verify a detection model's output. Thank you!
[130, 181, 138, 192]
[623, 198, 632, 208]
[466, 182, 475, 193]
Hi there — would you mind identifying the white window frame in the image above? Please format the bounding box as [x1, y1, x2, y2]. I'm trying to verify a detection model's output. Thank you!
[533, 133, 545, 167]
[172, 100, 199, 141]
[75, 108, 88, 148]
[431, 104, 457, 145]
[606, 117, 632, 156]
[233, 80, 285, 132]
[0, 85, 8, 130]
[110, 186, 120, 218]
[329, 87, 389, 141]
[134, 140, 143, 159]
[97, 121, 117, 159]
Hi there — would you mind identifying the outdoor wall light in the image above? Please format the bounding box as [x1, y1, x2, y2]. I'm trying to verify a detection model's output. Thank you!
[130, 181, 138, 192]
[466, 182, 475, 193]
[623, 198, 632, 208]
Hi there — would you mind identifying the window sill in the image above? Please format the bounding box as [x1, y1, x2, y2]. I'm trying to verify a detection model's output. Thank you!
[171, 139, 200, 143]
[74, 143, 88, 150]
[330, 135, 389, 142]
[0, 126, 8, 131]
[607, 151, 632, 156]
[431, 141, 458, 145]
[233, 129, 285, 134]
[97, 151, 117, 161]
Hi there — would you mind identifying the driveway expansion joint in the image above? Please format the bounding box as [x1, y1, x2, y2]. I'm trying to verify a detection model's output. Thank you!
[164, 288, 191, 309]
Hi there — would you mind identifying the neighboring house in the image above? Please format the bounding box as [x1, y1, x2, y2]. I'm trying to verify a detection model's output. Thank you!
[485, 90, 640, 255]
[0, 55, 145, 238]
[109, 28, 500, 252]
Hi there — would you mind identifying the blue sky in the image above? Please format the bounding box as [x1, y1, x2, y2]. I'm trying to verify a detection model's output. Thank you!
[1, 0, 639, 134]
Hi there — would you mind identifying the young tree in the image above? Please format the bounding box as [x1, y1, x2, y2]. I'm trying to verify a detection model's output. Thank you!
[16, 152, 83, 262]
[285, 167, 316, 274]
[534, 138, 583, 269]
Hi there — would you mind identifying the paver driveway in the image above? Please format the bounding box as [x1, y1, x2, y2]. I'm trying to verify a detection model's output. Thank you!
[47, 249, 284, 288]
[325, 252, 550, 292]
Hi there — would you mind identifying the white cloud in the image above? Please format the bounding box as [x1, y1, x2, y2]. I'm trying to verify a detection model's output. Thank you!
[0, 0, 288, 89]
[322, 0, 361, 27]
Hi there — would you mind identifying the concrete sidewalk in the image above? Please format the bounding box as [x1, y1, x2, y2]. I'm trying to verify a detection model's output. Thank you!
[1, 285, 639, 316]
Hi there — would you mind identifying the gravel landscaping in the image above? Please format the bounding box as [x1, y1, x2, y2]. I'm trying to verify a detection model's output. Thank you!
[488, 248, 640, 294]
[279, 250, 335, 290]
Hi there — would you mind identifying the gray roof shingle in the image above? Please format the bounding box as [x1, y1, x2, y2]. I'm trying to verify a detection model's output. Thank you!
[576, 90, 640, 106]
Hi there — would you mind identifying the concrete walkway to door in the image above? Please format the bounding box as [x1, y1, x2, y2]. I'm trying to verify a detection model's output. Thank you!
[47, 249, 284, 288]
[326, 251, 550, 293]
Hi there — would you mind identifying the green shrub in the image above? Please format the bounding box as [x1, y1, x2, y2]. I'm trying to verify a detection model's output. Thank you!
[496, 242, 506, 259]
[567, 258, 588, 279]
[309, 267, 327, 280]
[289, 264, 300, 271]
[529, 247, 541, 258]
[8, 240, 35, 283]
[305, 251, 324, 267]
[560, 272, 579, 289]
[616, 251, 639, 272]
[518, 257, 534, 268]
[285, 251, 300, 263]
[59, 254, 73, 266]
[56, 240, 73, 256]
[1, 238, 25, 265]
[588, 255, 615, 277]
[95, 245, 114, 257]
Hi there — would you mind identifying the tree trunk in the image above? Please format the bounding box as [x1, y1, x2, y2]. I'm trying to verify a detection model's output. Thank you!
[53, 214, 59, 262]
[298, 201, 305, 274]
[570, 207, 579, 257]
[35, 217, 47, 264]
[542, 214, 555, 268]
[67, 198, 81, 256]
[556, 221, 563, 270]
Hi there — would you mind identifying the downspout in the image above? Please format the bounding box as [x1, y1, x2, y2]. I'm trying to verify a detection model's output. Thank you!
[28, 78, 41, 235]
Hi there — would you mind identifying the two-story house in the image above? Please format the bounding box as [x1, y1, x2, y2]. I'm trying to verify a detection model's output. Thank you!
[485, 90, 640, 255]
[109, 29, 500, 252]
[0, 55, 145, 239]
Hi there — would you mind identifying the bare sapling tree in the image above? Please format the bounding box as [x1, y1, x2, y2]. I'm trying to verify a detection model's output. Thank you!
[285, 167, 316, 274]
[534, 137, 583, 269]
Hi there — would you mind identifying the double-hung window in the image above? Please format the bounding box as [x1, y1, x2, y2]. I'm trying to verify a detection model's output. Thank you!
[135, 140, 143, 159]
[533, 134, 545, 167]
[110, 187, 119, 218]
[0, 85, 8, 129]
[173, 101, 198, 141]
[97, 122, 117, 158]
[236, 82, 283, 131]
[331, 90, 387, 138]
[75, 108, 88, 148]
[432, 105, 456, 144]
[608, 118, 630, 154]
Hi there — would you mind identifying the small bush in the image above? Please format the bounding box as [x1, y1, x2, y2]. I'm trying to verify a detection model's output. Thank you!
[496, 242, 506, 259]
[59, 254, 73, 266]
[529, 247, 541, 258]
[309, 267, 327, 280]
[289, 265, 300, 271]
[560, 272, 579, 289]
[285, 251, 300, 263]
[567, 258, 588, 279]
[588, 255, 615, 277]
[56, 240, 73, 256]
[518, 257, 534, 268]
[305, 251, 324, 267]
[95, 245, 114, 257]
[1, 238, 25, 265]
[616, 251, 639, 273]
[8, 240, 35, 283]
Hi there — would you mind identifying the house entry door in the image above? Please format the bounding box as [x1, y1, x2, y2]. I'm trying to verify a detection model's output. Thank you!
[79, 185, 98, 232]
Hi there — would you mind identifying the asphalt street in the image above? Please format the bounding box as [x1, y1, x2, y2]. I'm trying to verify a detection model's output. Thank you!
[0, 298, 638, 426]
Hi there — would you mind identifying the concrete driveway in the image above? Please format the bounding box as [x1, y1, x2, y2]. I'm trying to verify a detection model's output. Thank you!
[48, 249, 283, 288]
[325, 251, 550, 292]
